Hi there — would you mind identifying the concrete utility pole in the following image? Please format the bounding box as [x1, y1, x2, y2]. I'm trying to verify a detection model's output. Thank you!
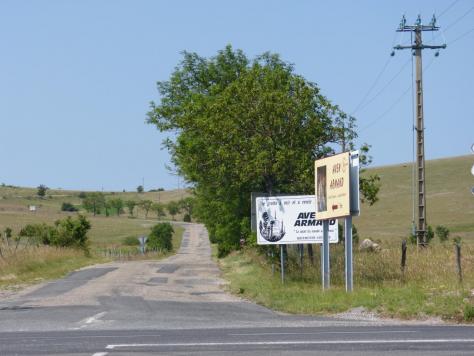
[393, 15, 446, 245]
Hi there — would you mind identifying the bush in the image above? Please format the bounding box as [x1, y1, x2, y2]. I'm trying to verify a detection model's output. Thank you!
[122, 236, 140, 246]
[435, 225, 450, 242]
[148, 223, 174, 251]
[52, 215, 91, 252]
[61, 202, 78, 212]
[19, 223, 56, 245]
[409, 225, 434, 245]
[464, 304, 474, 322]
[183, 213, 191, 222]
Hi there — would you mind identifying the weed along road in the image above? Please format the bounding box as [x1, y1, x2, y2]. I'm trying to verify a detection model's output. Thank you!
[0, 223, 473, 355]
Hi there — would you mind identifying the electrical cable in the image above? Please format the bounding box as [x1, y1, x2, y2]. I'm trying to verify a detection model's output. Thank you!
[359, 57, 436, 132]
[354, 57, 411, 114]
[450, 26, 474, 45]
[437, 0, 460, 19]
[350, 31, 399, 115]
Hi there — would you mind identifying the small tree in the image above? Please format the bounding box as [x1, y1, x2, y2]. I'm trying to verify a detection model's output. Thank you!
[166, 201, 181, 220]
[139, 199, 153, 218]
[137, 185, 144, 193]
[82, 192, 105, 216]
[37, 184, 48, 198]
[178, 197, 195, 220]
[125, 200, 137, 217]
[108, 198, 124, 216]
[148, 222, 174, 251]
[435, 225, 450, 242]
[152, 202, 166, 220]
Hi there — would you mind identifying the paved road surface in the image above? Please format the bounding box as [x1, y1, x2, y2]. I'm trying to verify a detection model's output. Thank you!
[1, 223, 473, 355]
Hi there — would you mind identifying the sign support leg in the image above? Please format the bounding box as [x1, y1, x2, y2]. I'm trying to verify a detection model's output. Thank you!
[280, 244, 285, 283]
[322, 220, 330, 290]
[345, 216, 353, 292]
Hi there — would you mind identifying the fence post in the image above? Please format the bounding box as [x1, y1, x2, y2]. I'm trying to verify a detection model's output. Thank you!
[401, 240, 407, 281]
[455, 241, 462, 283]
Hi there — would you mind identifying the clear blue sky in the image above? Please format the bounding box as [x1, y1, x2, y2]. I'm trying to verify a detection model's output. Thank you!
[1, 0, 473, 191]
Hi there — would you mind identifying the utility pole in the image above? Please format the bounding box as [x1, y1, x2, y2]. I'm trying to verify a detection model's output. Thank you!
[393, 15, 446, 246]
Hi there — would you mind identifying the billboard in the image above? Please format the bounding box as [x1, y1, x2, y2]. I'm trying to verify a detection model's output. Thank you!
[315, 152, 351, 220]
[256, 195, 338, 245]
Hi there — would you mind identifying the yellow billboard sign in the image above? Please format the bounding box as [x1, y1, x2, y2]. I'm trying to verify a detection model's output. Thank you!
[314, 152, 351, 219]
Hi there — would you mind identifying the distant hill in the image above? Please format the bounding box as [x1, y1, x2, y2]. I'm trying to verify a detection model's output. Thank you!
[355, 155, 474, 242]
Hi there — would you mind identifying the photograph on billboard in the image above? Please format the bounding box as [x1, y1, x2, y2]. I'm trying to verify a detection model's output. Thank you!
[314, 152, 351, 220]
[256, 195, 338, 245]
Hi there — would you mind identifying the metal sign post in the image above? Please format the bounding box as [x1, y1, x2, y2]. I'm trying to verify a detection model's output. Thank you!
[280, 245, 285, 283]
[322, 220, 330, 289]
[344, 216, 353, 292]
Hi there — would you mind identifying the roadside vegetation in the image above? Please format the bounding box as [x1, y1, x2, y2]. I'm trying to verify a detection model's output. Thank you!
[220, 240, 474, 322]
[0, 185, 189, 288]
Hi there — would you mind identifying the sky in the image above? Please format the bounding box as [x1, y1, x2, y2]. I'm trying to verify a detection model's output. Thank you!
[0, 0, 473, 191]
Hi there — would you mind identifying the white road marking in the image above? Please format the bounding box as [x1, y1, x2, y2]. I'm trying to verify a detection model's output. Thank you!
[91, 353, 108, 356]
[74, 312, 107, 329]
[229, 330, 417, 336]
[106, 338, 474, 349]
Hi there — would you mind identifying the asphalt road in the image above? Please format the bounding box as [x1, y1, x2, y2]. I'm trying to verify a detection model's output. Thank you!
[1, 223, 473, 355]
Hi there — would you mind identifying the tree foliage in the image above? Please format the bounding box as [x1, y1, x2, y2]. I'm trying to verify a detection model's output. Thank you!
[139, 199, 153, 219]
[166, 201, 180, 220]
[108, 197, 124, 216]
[82, 192, 106, 216]
[125, 200, 137, 217]
[148, 45, 379, 255]
[148, 222, 174, 251]
[37, 184, 48, 198]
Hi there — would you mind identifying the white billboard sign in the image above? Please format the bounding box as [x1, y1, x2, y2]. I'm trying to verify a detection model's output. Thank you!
[256, 195, 338, 245]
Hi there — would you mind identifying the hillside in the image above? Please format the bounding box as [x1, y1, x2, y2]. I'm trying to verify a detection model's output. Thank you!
[355, 155, 474, 242]
[0, 187, 191, 247]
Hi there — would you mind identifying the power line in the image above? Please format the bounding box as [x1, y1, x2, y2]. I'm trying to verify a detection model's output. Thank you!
[355, 57, 411, 114]
[359, 57, 436, 132]
[350, 56, 391, 115]
[450, 26, 474, 45]
[443, 4, 474, 32]
[437, 0, 460, 18]
[350, 31, 399, 115]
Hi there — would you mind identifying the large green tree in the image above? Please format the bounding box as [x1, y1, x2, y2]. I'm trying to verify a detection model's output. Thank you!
[148, 45, 377, 255]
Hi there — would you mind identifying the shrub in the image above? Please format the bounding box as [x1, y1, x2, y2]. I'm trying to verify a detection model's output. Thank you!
[183, 213, 191, 222]
[53, 215, 91, 252]
[19, 223, 56, 245]
[435, 225, 450, 242]
[148, 223, 174, 251]
[37, 184, 48, 197]
[464, 304, 474, 322]
[409, 225, 434, 245]
[122, 236, 140, 246]
[61, 202, 78, 212]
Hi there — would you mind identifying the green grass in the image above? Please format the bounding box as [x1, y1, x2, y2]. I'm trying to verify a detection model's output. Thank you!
[356, 155, 474, 241]
[220, 245, 474, 322]
[0, 186, 188, 289]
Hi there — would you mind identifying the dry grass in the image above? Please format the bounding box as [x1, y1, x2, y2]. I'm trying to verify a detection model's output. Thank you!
[356, 155, 474, 241]
[220, 241, 474, 321]
[0, 245, 102, 287]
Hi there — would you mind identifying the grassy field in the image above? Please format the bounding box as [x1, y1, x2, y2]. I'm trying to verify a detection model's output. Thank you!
[0, 186, 188, 288]
[0, 186, 190, 246]
[356, 155, 474, 241]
